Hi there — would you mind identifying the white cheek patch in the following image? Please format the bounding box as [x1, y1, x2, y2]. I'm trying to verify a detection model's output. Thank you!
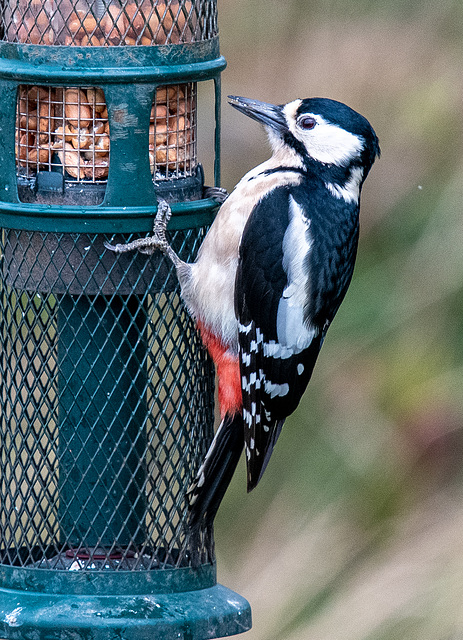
[287, 112, 364, 166]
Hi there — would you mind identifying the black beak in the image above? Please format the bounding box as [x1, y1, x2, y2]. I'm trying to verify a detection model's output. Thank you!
[228, 96, 287, 134]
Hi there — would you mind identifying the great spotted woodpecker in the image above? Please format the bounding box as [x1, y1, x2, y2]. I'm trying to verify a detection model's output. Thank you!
[106, 96, 379, 557]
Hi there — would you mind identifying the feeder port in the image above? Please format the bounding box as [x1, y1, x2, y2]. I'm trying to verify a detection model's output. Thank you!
[16, 81, 197, 202]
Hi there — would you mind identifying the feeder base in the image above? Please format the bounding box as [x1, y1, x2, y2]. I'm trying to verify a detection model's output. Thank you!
[0, 583, 251, 639]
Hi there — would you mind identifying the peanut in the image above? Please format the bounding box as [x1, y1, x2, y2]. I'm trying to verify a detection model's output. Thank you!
[80, 34, 101, 46]
[68, 10, 97, 38]
[168, 130, 190, 148]
[94, 133, 110, 153]
[149, 123, 167, 148]
[38, 101, 52, 132]
[83, 132, 110, 160]
[19, 109, 35, 129]
[35, 10, 50, 28]
[84, 157, 109, 180]
[91, 121, 105, 136]
[151, 104, 168, 120]
[27, 86, 50, 102]
[156, 86, 178, 104]
[29, 146, 50, 165]
[18, 132, 34, 165]
[146, 12, 160, 41]
[157, 2, 173, 31]
[54, 125, 76, 143]
[125, 3, 146, 39]
[101, 5, 128, 41]
[23, 110, 38, 131]
[70, 126, 92, 150]
[175, 1, 194, 39]
[154, 1, 194, 44]
[86, 88, 106, 112]
[156, 144, 183, 169]
[168, 115, 187, 131]
[167, 32, 181, 45]
[56, 142, 84, 179]
[42, 29, 55, 45]
[175, 99, 186, 115]
[65, 89, 92, 128]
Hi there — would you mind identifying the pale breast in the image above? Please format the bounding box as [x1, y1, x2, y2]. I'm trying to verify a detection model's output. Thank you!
[183, 164, 303, 351]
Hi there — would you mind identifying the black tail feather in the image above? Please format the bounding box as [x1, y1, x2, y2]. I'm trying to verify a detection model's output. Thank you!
[187, 413, 244, 564]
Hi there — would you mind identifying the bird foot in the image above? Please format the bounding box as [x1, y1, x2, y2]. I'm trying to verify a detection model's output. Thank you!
[104, 199, 172, 256]
[203, 185, 229, 204]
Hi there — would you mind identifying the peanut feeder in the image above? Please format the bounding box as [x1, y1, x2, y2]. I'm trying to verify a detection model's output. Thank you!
[0, 1, 251, 638]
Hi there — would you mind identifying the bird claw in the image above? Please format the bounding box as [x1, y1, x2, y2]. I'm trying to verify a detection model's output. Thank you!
[104, 199, 172, 256]
[203, 185, 229, 204]
[151, 198, 172, 249]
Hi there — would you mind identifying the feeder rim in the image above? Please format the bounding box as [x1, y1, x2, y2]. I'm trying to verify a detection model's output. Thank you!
[0, 561, 216, 596]
[0, 39, 226, 83]
[0, 197, 220, 233]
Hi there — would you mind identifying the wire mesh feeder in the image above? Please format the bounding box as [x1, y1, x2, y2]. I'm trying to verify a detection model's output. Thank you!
[0, 226, 214, 571]
[0, 0, 251, 637]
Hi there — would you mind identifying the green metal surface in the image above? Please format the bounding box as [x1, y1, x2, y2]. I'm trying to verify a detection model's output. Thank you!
[57, 294, 148, 547]
[0, 40, 226, 83]
[0, 582, 251, 640]
[0, 563, 216, 595]
[213, 76, 222, 187]
[0, 198, 219, 232]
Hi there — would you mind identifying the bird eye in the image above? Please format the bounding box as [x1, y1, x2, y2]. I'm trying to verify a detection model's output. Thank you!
[298, 116, 316, 130]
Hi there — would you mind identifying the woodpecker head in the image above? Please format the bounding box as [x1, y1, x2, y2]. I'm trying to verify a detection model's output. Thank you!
[229, 95, 380, 180]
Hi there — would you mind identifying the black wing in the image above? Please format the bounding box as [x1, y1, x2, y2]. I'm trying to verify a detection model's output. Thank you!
[236, 183, 359, 491]
[236, 187, 321, 490]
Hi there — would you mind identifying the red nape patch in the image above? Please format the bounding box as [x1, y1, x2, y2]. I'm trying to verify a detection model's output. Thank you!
[196, 321, 242, 417]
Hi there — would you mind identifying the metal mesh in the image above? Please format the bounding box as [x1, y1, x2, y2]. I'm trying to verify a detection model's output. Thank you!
[0, 226, 215, 569]
[1, 0, 218, 46]
[16, 85, 110, 188]
[16, 82, 197, 198]
[151, 82, 197, 179]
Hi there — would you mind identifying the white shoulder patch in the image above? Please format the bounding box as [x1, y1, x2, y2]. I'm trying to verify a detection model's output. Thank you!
[325, 166, 364, 204]
[276, 196, 315, 353]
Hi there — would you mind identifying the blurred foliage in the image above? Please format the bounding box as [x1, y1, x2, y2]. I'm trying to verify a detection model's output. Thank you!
[202, 0, 463, 638]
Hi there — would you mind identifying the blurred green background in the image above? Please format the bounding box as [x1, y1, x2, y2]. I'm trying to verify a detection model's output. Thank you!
[203, 1, 463, 638]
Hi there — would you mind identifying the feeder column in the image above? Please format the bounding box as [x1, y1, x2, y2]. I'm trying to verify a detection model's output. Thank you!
[0, 0, 251, 638]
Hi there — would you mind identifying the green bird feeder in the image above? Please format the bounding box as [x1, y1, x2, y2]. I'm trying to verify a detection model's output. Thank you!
[0, 1, 251, 637]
